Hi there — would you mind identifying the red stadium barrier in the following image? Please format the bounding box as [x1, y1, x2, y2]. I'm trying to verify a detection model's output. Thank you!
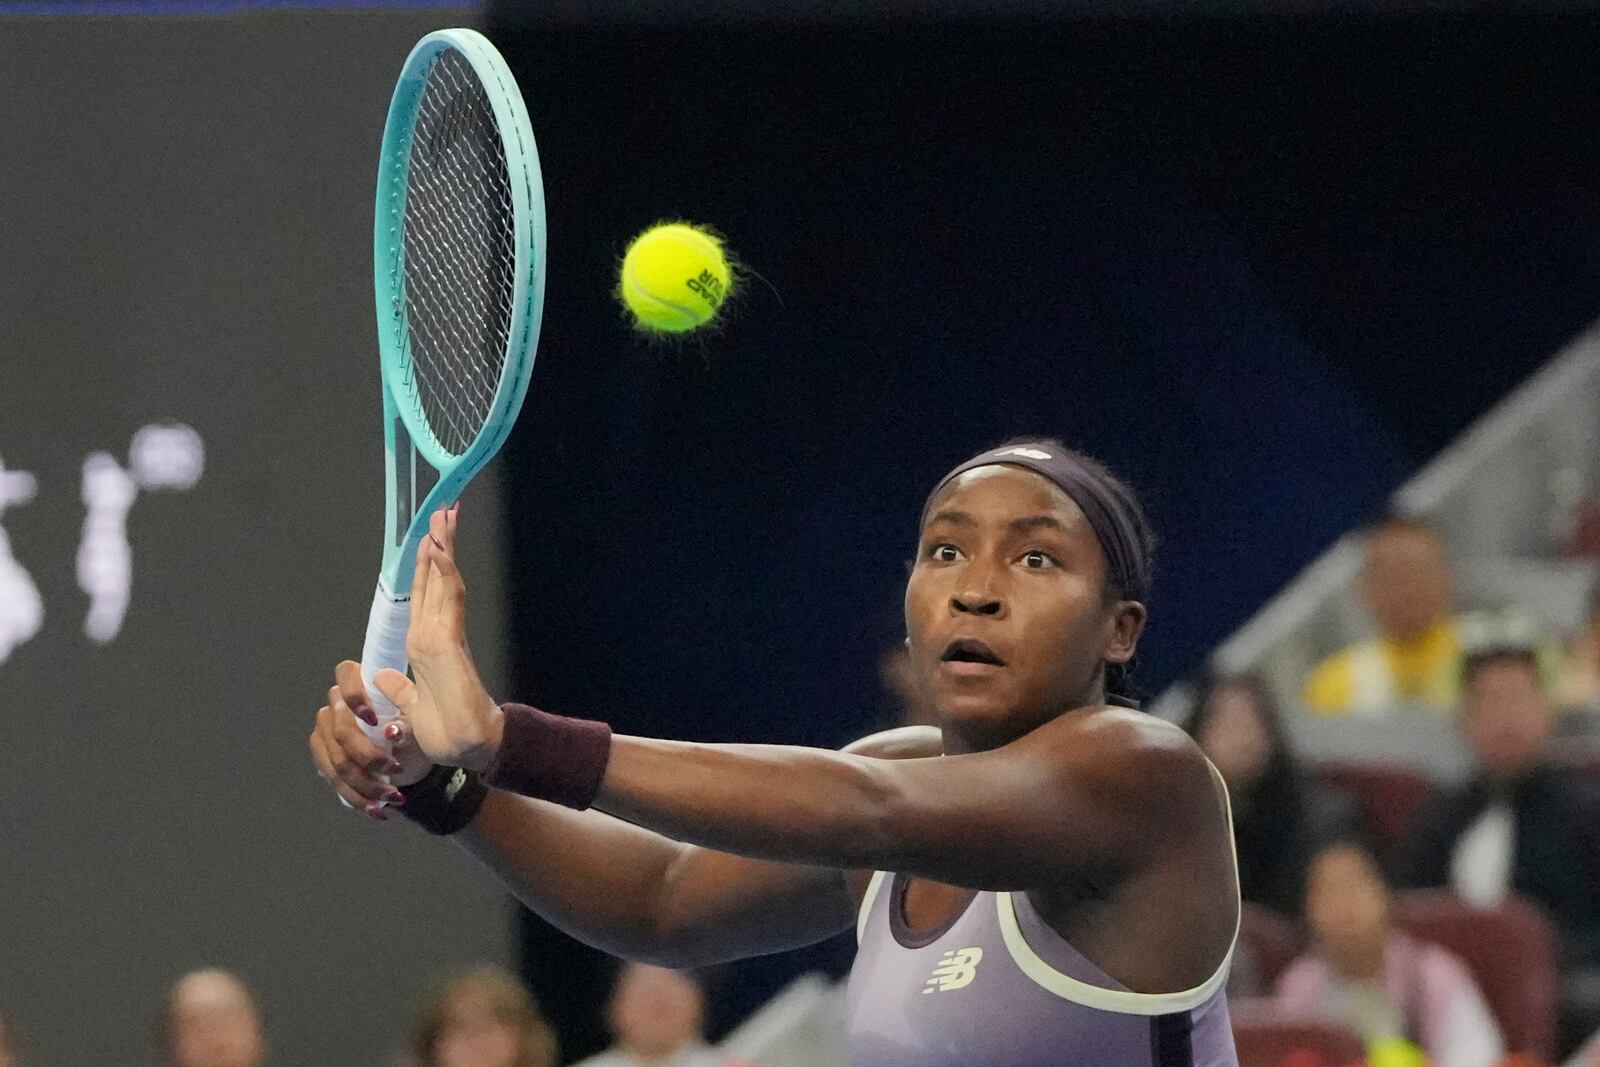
[1230, 1000, 1365, 1067]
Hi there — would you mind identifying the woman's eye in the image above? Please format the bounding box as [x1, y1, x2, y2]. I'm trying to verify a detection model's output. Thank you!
[931, 544, 961, 562]
[1022, 550, 1056, 569]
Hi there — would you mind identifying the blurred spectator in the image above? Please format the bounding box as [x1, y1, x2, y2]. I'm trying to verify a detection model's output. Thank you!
[1557, 585, 1600, 711]
[1403, 647, 1600, 1053]
[1276, 840, 1505, 1067]
[572, 963, 719, 1067]
[1402, 648, 1600, 942]
[160, 969, 266, 1067]
[0, 1008, 24, 1067]
[1302, 516, 1466, 716]
[1184, 673, 1356, 915]
[410, 966, 557, 1067]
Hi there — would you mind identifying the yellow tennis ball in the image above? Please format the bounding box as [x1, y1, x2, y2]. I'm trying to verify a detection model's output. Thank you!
[618, 222, 734, 334]
[1367, 1038, 1428, 1067]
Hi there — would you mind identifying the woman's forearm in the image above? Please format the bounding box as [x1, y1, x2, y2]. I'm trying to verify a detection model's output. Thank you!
[594, 737, 906, 870]
[457, 791, 688, 962]
[457, 789, 854, 967]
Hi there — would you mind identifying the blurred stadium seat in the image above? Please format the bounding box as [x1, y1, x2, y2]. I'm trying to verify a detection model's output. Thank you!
[1233, 903, 1306, 997]
[1394, 890, 1559, 1059]
[1313, 763, 1435, 863]
[1230, 1000, 1365, 1067]
[1562, 753, 1600, 790]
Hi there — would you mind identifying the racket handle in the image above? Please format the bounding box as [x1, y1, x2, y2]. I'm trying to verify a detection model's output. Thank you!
[359, 582, 412, 746]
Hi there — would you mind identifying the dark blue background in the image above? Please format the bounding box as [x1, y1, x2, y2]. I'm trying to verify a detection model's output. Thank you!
[484, 10, 1600, 1053]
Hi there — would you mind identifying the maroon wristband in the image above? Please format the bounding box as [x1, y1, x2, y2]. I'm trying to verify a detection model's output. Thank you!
[485, 703, 613, 810]
[395, 763, 488, 836]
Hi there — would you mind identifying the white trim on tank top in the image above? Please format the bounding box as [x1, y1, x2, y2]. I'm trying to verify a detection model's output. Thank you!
[857, 869, 889, 944]
[996, 758, 1242, 1015]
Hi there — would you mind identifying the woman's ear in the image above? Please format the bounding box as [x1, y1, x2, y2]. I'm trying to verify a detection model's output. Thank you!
[1103, 601, 1147, 665]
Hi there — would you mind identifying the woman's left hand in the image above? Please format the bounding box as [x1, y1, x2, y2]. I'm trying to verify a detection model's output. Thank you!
[373, 504, 504, 771]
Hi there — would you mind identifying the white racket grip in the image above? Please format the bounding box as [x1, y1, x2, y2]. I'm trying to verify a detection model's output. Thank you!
[359, 583, 412, 746]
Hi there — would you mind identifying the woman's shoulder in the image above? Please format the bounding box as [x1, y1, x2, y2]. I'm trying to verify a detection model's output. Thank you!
[842, 724, 943, 760]
[1058, 704, 1202, 756]
[1389, 932, 1482, 997]
[1073, 707, 1214, 785]
[1032, 709, 1223, 837]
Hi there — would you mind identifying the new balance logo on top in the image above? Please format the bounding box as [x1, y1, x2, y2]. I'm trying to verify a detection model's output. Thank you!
[924, 948, 983, 993]
[994, 447, 1052, 461]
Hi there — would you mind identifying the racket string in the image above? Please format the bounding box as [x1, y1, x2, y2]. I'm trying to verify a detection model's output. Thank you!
[401, 48, 517, 458]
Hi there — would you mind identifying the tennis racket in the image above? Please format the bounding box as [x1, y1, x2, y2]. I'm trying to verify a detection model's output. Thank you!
[359, 27, 546, 746]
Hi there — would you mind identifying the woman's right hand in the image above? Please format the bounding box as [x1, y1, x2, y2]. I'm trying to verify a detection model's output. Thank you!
[308, 660, 435, 820]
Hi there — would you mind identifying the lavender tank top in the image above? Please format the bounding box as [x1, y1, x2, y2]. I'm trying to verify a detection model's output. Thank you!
[845, 876, 1238, 1066]
[844, 770, 1241, 1067]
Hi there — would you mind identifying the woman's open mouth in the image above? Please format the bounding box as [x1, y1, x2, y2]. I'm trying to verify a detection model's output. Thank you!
[940, 638, 1005, 677]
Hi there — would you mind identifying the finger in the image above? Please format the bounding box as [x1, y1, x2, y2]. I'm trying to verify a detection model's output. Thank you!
[423, 523, 466, 623]
[431, 505, 458, 559]
[320, 733, 400, 804]
[333, 661, 375, 725]
[374, 667, 415, 713]
[379, 716, 428, 768]
[328, 681, 378, 733]
[310, 726, 395, 810]
[410, 546, 430, 626]
[422, 508, 454, 617]
[328, 693, 408, 779]
[430, 506, 450, 552]
[373, 668, 417, 748]
[317, 704, 403, 799]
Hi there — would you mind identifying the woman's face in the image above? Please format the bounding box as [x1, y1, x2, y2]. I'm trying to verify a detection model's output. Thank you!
[1305, 845, 1390, 976]
[433, 990, 519, 1067]
[905, 466, 1144, 747]
[1198, 683, 1274, 787]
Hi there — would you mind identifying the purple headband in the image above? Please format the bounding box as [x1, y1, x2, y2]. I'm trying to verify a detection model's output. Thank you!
[920, 443, 1150, 604]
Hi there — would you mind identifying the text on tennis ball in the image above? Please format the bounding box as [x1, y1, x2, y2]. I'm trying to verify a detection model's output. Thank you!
[687, 269, 725, 309]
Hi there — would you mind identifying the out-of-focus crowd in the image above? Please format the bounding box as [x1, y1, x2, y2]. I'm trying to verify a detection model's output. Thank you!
[1181, 516, 1600, 1067]
[0, 961, 728, 1067]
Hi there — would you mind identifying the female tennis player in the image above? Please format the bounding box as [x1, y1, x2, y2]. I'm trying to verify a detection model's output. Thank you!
[310, 440, 1241, 1066]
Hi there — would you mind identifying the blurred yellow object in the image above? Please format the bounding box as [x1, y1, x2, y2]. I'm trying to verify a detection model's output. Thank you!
[1367, 1037, 1428, 1067]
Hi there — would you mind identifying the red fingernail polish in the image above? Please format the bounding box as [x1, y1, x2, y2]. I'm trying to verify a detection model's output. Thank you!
[383, 722, 404, 743]
[366, 804, 389, 821]
[388, 761, 406, 775]
[387, 790, 406, 805]
[429, 534, 444, 550]
[355, 705, 378, 727]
